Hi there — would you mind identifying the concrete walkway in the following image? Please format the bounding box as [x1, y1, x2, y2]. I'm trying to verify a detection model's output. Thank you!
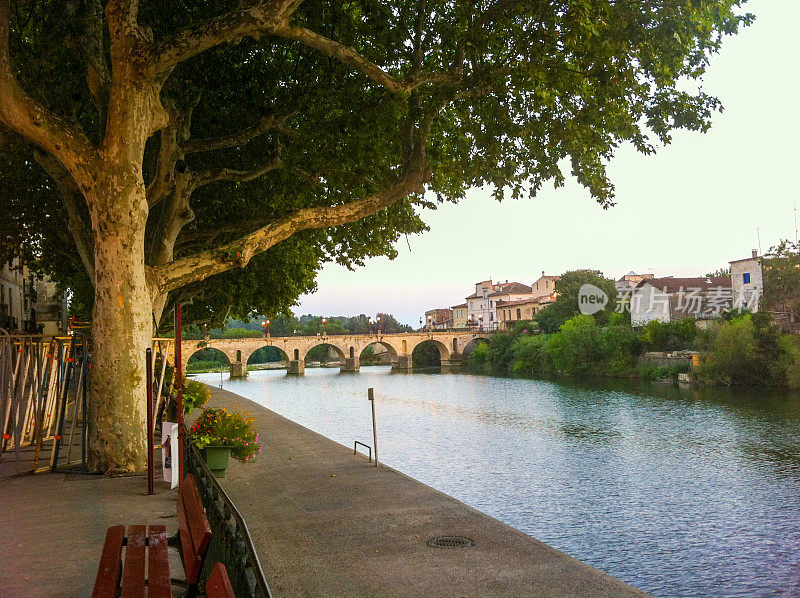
[207, 386, 649, 597]
[0, 471, 179, 597]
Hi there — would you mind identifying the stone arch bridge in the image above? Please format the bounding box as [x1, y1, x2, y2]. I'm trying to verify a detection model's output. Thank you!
[163, 331, 491, 377]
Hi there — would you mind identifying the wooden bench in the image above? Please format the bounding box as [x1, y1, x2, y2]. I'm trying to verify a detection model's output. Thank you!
[92, 474, 213, 598]
[205, 563, 235, 598]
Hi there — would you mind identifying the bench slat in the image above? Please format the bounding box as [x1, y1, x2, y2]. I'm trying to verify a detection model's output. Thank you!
[92, 525, 125, 598]
[181, 474, 212, 557]
[121, 525, 147, 598]
[179, 526, 202, 585]
[148, 525, 172, 598]
[206, 562, 235, 598]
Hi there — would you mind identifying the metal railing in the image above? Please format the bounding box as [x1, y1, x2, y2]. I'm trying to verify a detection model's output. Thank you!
[183, 434, 273, 598]
[353, 440, 372, 462]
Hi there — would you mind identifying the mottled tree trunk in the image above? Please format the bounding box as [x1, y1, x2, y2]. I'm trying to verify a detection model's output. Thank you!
[86, 175, 152, 473]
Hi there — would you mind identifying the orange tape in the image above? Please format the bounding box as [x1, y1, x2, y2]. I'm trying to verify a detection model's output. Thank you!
[2, 434, 9, 439]
[54, 435, 62, 440]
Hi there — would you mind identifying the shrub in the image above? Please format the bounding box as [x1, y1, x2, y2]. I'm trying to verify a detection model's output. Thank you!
[188, 408, 261, 463]
[511, 334, 552, 376]
[182, 380, 210, 415]
[469, 342, 489, 373]
[640, 318, 698, 352]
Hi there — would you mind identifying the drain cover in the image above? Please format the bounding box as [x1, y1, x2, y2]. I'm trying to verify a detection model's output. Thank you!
[426, 535, 475, 549]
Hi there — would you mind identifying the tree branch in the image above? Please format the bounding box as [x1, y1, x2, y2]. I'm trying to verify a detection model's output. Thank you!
[33, 150, 95, 281]
[147, 0, 304, 75]
[188, 154, 283, 190]
[152, 149, 431, 294]
[179, 113, 293, 154]
[0, 2, 98, 183]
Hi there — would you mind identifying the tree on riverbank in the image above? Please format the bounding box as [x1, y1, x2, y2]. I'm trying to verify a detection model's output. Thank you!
[0, 1, 752, 471]
[536, 270, 619, 334]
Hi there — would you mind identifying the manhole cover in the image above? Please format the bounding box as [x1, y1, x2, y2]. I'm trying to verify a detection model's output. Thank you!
[426, 535, 475, 549]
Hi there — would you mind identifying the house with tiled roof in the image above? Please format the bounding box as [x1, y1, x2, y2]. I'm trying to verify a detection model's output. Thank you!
[629, 276, 733, 326]
[451, 303, 468, 328]
[497, 294, 556, 330]
[466, 279, 537, 330]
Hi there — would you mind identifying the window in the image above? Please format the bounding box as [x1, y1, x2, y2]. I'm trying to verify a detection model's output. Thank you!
[743, 273, 751, 284]
[516, 308, 521, 319]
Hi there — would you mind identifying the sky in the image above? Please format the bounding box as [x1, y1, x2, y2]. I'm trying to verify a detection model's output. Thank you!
[294, 0, 800, 327]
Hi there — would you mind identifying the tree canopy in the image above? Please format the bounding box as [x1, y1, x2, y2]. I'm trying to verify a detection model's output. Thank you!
[0, 0, 752, 472]
[1, 0, 751, 324]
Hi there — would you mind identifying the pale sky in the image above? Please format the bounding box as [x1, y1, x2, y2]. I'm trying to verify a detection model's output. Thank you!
[295, 0, 800, 326]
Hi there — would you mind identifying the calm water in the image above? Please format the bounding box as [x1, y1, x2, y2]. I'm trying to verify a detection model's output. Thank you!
[192, 367, 800, 597]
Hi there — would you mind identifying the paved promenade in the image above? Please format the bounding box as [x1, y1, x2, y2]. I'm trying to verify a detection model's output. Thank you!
[207, 386, 648, 597]
[0, 384, 650, 597]
[0, 471, 179, 596]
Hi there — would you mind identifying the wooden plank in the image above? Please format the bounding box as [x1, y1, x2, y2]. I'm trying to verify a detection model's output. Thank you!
[92, 525, 125, 598]
[179, 526, 202, 585]
[181, 475, 212, 557]
[121, 525, 147, 598]
[206, 563, 235, 598]
[147, 525, 172, 598]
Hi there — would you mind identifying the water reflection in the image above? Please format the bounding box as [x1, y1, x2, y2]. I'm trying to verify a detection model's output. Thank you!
[192, 367, 800, 598]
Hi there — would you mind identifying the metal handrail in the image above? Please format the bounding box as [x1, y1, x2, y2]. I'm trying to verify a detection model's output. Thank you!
[183, 432, 273, 598]
[353, 441, 372, 462]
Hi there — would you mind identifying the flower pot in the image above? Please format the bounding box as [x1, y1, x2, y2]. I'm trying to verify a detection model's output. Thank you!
[202, 446, 232, 478]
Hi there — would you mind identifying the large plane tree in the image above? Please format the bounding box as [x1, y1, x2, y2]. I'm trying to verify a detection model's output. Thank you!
[0, 0, 750, 472]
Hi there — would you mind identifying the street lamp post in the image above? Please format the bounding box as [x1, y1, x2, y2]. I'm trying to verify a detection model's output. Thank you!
[322, 317, 327, 336]
[261, 320, 267, 339]
[427, 315, 433, 332]
[266, 319, 271, 337]
[368, 317, 373, 335]
[419, 317, 423, 331]
[478, 315, 484, 331]
[376, 316, 381, 335]
[204, 323, 209, 341]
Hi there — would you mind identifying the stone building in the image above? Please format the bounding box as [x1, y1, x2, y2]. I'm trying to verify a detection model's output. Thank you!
[496, 294, 556, 330]
[729, 250, 763, 312]
[424, 308, 453, 330]
[451, 303, 468, 329]
[630, 276, 732, 327]
[0, 258, 67, 334]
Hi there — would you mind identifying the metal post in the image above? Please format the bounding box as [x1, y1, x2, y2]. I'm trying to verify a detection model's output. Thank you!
[81, 341, 88, 468]
[175, 303, 184, 484]
[146, 347, 154, 495]
[368, 387, 378, 467]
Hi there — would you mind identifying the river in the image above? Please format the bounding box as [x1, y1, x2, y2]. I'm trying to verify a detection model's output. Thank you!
[191, 367, 800, 597]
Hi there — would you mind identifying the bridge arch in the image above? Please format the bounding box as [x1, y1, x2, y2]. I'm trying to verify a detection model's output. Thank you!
[358, 341, 399, 363]
[303, 342, 347, 364]
[246, 345, 289, 366]
[461, 336, 490, 358]
[185, 346, 230, 372]
[409, 338, 450, 360]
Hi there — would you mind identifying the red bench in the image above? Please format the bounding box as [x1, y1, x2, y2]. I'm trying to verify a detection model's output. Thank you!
[206, 563, 235, 598]
[92, 474, 213, 598]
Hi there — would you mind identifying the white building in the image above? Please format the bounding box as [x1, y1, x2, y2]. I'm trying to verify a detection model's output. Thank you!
[630, 276, 733, 327]
[0, 259, 26, 332]
[729, 250, 763, 312]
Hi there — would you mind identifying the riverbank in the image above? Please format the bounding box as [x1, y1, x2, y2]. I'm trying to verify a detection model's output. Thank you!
[202, 384, 648, 597]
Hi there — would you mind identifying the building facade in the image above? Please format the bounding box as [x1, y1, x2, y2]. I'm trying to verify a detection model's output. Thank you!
[0, 258, 67, 334]
[424, 308, 453, 330]
[451, 303, 468, 329]
[496, 294, 556, 330]
[630, 276, 733, 326]
[729, 250, 763, 312]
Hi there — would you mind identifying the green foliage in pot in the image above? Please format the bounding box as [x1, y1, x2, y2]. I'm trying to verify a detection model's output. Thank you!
[182, 380, 210, 415]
